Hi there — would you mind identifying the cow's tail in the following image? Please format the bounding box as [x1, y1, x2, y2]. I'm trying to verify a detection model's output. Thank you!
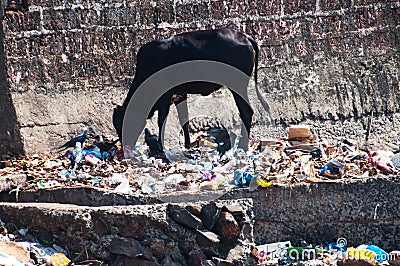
[247, 35, 271, 122]
[247, 35, 258, 85]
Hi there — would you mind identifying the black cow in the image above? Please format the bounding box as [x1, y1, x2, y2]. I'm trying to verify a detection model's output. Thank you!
[113, 28, 269, 150]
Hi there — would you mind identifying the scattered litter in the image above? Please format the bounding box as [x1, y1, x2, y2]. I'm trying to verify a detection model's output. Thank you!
[0, 125, 399, 197]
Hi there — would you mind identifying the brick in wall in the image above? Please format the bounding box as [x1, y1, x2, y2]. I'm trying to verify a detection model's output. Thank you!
[349, 7, 378, 31]
[176, 2, 210, 23]
[306, 37, 327, 54]
[210, 0, 247, 20]
[43, 9, 80, 31]
[76, 9, 101, 27]
[28, 0, 63, 8]
[283, 0, 315, 14]
[364, 30, 398, 54]
[247, 0, 280, 16]
[311, 16, 344, 36]
[3, 10, 41, 33]
[135, 0, 175, 26]
[319, 0, 351, 11]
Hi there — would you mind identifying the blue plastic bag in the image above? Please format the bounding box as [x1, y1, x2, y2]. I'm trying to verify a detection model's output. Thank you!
[233, 170, 254, 187]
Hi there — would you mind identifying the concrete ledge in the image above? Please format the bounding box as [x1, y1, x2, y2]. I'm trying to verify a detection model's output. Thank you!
[1, 177, 399, 252]
[222, 176, 400, 251]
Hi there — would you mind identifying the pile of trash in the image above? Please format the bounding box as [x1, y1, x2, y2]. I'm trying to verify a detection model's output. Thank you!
[0, 219, 104, 265]
[1, 125, 400, 196]
[251, 239, 400, 266]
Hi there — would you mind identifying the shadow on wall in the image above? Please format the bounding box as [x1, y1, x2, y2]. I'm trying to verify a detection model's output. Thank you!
[0, 16, 23, 155]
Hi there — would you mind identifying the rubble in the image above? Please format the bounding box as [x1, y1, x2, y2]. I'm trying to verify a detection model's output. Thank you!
[0, 199, 255, 265]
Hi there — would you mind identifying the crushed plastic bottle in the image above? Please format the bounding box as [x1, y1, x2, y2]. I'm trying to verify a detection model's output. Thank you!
[325, 242, 347, 252]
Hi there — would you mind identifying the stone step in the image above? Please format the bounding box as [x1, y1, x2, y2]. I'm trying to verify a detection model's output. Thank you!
[0, 199, 255, 265]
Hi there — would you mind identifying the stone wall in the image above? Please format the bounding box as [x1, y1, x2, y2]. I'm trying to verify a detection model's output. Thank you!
[0, 0, 399, 154]
[1, 177, 399, 261]
[0, 199, 256, 265]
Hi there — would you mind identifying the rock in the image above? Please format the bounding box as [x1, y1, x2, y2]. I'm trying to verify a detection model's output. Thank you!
[109, 237, 152, 260]
[186, 205, 202, 217]
[168, 204, 203, 230]
[149, 242, 167, 261]
[93, 219, 109, 237]
[118, 221, 145, 240]
[388, 251, 400, 266]
[178, 242, 193, 258]
[0, 241, 30, 262]
[226, 245, 245, 263]
[188, 253, 208, 266]
[337, 258, 378, 266]
[200, 202, 220, 230]
[196, 230, 220, 247]
[214, 212, 240, 242]
[203, 249, 219, 260]
[222, 204, 243, 215]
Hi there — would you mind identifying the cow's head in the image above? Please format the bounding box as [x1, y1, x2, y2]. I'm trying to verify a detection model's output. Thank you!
[112, 105, 125, 141]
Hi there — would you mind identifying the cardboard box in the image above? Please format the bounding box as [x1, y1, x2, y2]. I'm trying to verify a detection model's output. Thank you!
[288, 125, 311, 140]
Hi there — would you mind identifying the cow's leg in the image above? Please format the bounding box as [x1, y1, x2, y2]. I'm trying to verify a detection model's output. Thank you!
[231, 91, 253, 150]
[174, 94, 191, 148]
[157, 95, 172, 149]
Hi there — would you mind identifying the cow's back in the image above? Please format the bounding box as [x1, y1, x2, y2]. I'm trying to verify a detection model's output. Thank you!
[136, 28, 255, 76]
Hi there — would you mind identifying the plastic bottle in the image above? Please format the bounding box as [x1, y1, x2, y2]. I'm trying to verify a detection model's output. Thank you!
[232, 134, 242, 154]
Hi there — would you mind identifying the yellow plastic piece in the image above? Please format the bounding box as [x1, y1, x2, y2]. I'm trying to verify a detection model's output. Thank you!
[49, 253, 71, 266]
[256, 176, 273, 188]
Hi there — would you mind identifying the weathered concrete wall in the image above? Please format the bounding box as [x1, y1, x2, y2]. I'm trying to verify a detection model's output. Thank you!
[0, 19, 23, 154]
[223, 177, 400, 251]
[1, 0, 399, 154]
[1, 177, 399, 252]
